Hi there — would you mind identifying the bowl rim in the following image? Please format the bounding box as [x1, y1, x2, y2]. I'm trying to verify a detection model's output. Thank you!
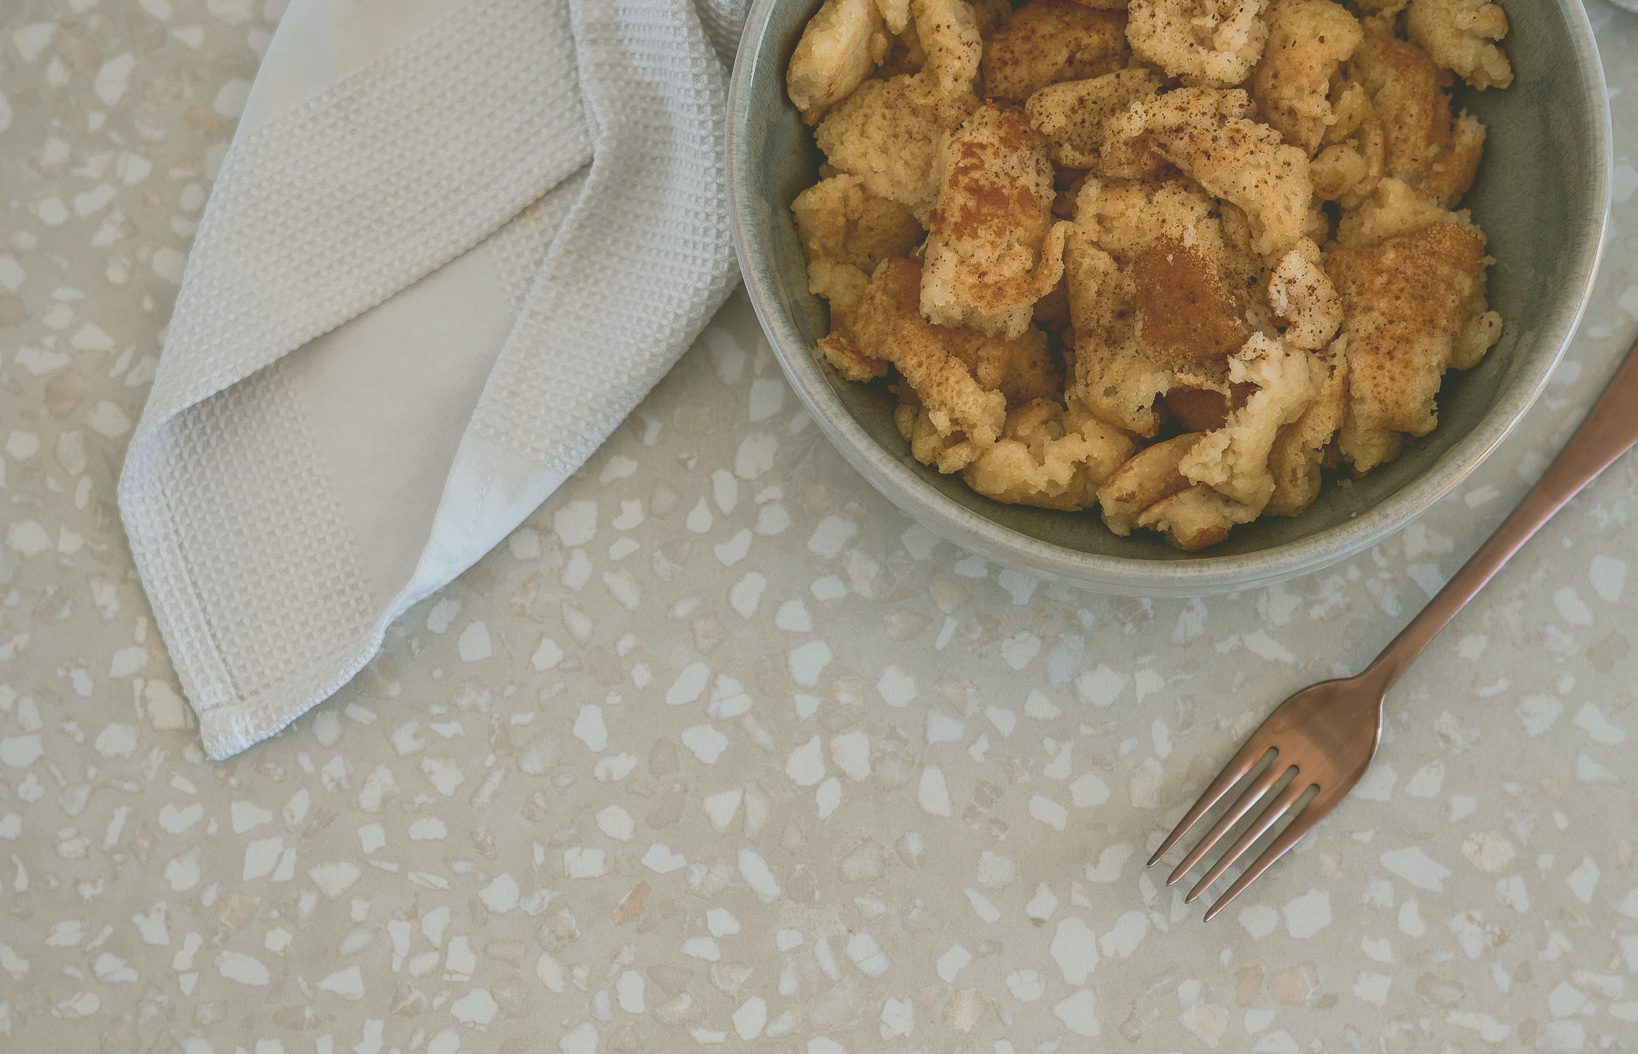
[727, 0, 1614, 597]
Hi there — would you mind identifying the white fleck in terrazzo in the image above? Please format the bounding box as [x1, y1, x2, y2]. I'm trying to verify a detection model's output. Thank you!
[2, 1, 1638, 1050]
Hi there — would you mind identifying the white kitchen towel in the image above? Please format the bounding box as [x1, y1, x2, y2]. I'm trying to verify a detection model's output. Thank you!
[118, 0, 749, 758]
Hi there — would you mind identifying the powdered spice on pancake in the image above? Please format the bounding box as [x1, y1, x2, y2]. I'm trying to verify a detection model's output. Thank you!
[1133, 237, 1250, 364]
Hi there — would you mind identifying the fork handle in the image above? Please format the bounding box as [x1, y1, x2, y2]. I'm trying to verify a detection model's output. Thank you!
[1366, 335, 1638, 693]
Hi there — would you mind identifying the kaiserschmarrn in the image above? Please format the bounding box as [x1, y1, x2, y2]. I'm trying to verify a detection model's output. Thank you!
[787, 0, 1508, 550]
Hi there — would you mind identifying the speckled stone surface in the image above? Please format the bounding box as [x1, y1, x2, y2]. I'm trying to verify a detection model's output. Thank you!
[2, 2, 1637, 1050]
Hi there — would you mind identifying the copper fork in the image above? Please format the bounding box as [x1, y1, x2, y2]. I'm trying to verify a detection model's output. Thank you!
[1151, 335, 1638, 920]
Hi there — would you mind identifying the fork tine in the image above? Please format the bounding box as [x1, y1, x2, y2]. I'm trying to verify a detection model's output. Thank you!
[1202, 791, 1334, 921]
[1166, 760, 1292, 886]
[1146, 743, 1276, 867]
[1184, 776, 1312, 903]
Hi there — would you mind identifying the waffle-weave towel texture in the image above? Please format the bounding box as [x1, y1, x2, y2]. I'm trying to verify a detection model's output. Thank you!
[118, 0, 749, 758]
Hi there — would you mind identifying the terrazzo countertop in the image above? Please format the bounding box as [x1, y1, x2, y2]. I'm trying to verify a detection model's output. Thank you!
[4, 3, 1638, 1050]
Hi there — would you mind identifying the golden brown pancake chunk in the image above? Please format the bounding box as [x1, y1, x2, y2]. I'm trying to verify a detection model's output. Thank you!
[818, 331, 891, 382]
[788, 0, 890, 124]
[980, 0, 1127, 102]
[1351, 33, 1487, 208]
[1405, 0, 1513, 90]
[1071, 178, 1259, 282]
[856, 260, 1009, 456]
[1266, 345, 1348, 516]
[962, 399, 1136, 510]
[962, 325, 1066, 403]
[816, 76, 948, 217]
[1266, 238, 1343, 350]
[1098, 433, 1202, 535]
[1334, 175, 1464, 248]
[1252, 0, 1364, 155]
[812, 0, 983, 212]
[1416, 112, 1485, 209]
[792, 174, 925, 320]
[1178, 334, 1319, 508]
[1063, 234, 1169, 435]
[894, 397, 985, 471]
[902, 0, 986, 122]
[792, 174, 928, 380]
[1094, 336, 1323, 547]
[1127, 0, 1269, 87]
[1309, 77, 1386, 205]
[1025, 68, 1165, 170]
[1064, 178, 1259, 436]
[922, 103, 1072, 338]
[876, 0, 912, 34]
[1102, 87, 1314, 257]
[859, 258, 1068, 463]
[1135, 485, 1245, 550]
[1328, 221, 1501, 473]
[1097, 335, 1320, 546]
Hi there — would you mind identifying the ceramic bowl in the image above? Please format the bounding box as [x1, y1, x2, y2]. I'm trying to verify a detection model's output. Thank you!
[727, 0, 1612, 596]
